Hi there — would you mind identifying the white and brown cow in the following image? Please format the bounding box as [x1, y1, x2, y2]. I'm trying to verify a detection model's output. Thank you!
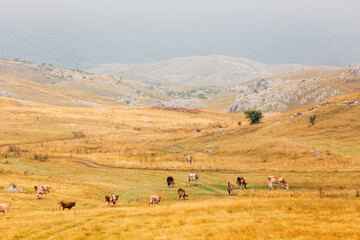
[34, 185, 51, 199]
[236, 177, 248, 189]
[187, 155, 193, 164]
[0, 203, 11, 216]
[104, 195, 119, 207]
[187, 173, 199, 186]
[268, 176, 289, 190]
[149, 195, 161, 205]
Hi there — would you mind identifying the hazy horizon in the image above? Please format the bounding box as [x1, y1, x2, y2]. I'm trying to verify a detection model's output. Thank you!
[1, 0, 360, 69]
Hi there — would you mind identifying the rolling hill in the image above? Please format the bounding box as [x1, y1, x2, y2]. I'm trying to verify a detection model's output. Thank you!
[89, 55, 306, 87]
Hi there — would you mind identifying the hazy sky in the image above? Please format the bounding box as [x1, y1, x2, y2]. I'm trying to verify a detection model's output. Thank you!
[1, 0, 360, 68]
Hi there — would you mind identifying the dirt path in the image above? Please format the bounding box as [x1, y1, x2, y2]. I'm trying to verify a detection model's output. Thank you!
[75, 159, 107, 169]
[0, 131, 85, 148]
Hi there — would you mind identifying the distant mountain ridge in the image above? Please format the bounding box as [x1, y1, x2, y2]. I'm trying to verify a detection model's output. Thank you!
[88, 55, 306, 87]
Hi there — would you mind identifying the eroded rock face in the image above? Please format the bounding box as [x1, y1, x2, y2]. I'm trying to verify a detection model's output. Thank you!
[229, 79, 340, 112]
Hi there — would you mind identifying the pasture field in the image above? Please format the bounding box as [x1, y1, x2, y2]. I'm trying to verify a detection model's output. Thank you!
[0, 94, 360, 239]
[1, 159, 360, 239]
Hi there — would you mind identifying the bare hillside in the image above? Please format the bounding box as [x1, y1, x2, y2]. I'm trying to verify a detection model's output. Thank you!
[0, 60, 171, 107]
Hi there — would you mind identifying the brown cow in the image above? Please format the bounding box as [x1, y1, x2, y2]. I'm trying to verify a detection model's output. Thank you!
[167, 176, 175, 187]
[178, 187, 188, 200]
[59, 201, 76, 210]
[104, 195, 119, 207]
[236, 177, 248, 189]
[227, 182, 234, 195]
[0, 204, 11, 216]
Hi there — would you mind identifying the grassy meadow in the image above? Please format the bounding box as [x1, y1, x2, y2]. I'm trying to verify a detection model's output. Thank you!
[0, 94, 360, 239]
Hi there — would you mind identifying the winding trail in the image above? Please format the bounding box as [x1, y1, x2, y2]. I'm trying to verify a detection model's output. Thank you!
[0, 131, 85, 148]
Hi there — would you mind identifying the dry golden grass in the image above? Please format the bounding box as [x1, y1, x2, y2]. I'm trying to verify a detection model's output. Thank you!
[0, 93, 360, 239]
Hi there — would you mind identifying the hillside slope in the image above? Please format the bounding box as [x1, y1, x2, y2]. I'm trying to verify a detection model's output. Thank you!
[0, 60, 171, 107]
[0, 93, 358, 172]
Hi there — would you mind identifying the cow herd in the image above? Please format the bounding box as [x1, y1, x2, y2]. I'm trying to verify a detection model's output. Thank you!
[0, 174, 289, 215]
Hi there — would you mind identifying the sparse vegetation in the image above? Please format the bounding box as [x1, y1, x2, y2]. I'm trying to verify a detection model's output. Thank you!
[0, 91, 359, 239]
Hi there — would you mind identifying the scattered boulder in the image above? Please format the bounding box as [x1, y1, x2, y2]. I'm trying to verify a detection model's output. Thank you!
[5, 184, 26, 193]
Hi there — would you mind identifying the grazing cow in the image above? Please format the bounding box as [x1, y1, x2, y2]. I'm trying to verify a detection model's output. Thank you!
[59, 201, 76, 210]
[268, 176, 289, 190]
[178, 187, 188, 200]
[166, 176, 175, 188]
[187, 155, 193, 164]
[236, 177, 248, 189]
[227, 182, 234, 195]
[104, 195, 119, 207]
[34, 185, 51, 199]
[0, 204, 11, 216]
[187, 173, 199, 186]
[149, 195, 161, 205]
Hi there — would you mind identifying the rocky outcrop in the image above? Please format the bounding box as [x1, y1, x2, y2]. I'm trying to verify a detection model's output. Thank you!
[5, 185, 26, 193]
[229, 79, 340, 112]
[340, 64, 360, 79]
[154, 99, 207, 108]
[117, 94, 143, 106]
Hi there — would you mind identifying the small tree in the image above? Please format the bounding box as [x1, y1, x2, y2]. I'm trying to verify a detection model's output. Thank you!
[309, 115, 317, 125]
[244, 110, 263, 124]
[237, 121, 242, 126]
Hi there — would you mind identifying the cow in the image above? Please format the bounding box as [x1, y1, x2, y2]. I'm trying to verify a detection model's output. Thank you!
[34, 185, 51, 199]
[104, 195, 119, 207]
[166, 176, 175, 188]
[268, 176, 289, 190]
[0, 204, 11, 216]
[59, 201, 76, 210]
[149, 195, 161, 205]
[227, 182, 234, 195]
[236, 177, 248, 189]
[187, 155, 193, 164]
[178, 187, 188, 200]
[187, 173, 199, 186]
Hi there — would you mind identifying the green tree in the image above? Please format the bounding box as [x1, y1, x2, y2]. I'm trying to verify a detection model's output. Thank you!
[244, 110, 263, 124]
[309, 115, 317, 125]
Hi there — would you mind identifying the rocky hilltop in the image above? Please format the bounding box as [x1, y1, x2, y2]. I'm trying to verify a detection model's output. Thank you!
[228, 65, 360, 112]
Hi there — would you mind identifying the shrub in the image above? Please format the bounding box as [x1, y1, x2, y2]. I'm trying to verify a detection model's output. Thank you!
[237, 121, 242, 126]
[8, 145, 21, 155]
[34, 153, 48, 162]
[309, 115, 317, 125]
[244, 110, 263, 124]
